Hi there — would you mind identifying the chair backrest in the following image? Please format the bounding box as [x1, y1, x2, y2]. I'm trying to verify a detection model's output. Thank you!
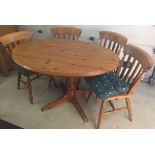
[0, 25, 19, 37]
[0, 43, 14, 75]
[99, 31, 128, 56]
[51, 27, 81, 40]
[0, 31, 33, 55]
[116, 44, 154, 95]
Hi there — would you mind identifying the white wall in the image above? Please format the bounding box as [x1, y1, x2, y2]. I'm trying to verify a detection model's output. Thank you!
[19, 25, 155, 79]
[19, 25, 155, 54]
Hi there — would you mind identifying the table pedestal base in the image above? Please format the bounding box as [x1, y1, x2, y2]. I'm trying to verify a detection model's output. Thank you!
[41, 77, 89, 123]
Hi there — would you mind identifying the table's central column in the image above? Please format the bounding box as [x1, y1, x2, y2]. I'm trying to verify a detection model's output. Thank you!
[67, 77, 75, 102]
[41, 76, 88, 122]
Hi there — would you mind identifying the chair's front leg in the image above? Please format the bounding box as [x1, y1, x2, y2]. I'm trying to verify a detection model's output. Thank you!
[17, 72, 21, 89]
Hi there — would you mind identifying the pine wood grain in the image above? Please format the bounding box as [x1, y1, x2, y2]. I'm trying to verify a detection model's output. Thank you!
[12, 40, 120, 77]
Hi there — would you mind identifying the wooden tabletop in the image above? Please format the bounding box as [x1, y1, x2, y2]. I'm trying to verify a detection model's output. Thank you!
[12, 40, 120, 77]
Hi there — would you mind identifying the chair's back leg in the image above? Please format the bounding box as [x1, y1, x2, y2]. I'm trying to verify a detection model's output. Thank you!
[27, 75, 33, 104]
[125, 97, 132, 121]
[17, 72, 21, 89]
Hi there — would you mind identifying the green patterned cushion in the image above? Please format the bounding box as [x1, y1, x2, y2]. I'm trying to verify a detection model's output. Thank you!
[15, 64, 30, 76]
[85, 74, 119, 100]
[85, 72, 129, 100]
[105, 72, 129, 93]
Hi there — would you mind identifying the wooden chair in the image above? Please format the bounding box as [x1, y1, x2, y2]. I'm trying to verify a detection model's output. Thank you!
[0, 31, 34, 104]
[0, 43, 14, 76]
[82, 31, 128, 99]
[49, 26, 82, 86]
[85, 44, 154, 128]
[0, 25, 19, 36]
[94, 31, 128, 103]
[51, 26, 81, 40]
[99, 31, 128, 56]
[0, 26, 19, 76]
[0, 31, 57, 104]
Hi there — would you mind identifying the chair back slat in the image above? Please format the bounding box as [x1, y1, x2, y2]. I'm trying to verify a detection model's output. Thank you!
[131, 66, 144, 84]
[99, 31, 128, 57]
[73, 34, 75, 40]
[114, 43, 120, 54]
[0, 31, 33, 55]
[8, 43, 14, 51]
[112, 42, 116, 51]
[108, 40, 112, 49]
[116, 45, 123, 55]
[117, 44, 154, 95]
[120, 55, 132, 79]
[6, 45, 12, 55]
[124, 58, 137, 82]
[16, 40, 22, 45]
[116, 54, 126, 74]
[51, 27, 81, 41]
[103, 39, 107, 47]
[128, 63, 141, 84]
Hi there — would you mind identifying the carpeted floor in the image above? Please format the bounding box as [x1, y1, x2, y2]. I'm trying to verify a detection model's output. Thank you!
[0, 71, 155, 129]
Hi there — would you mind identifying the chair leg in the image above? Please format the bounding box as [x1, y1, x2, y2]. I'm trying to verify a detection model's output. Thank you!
[27, 75, 33, 104]
[53, 76, 58, 88]
[76, 77, 81, 89]
[48, 77, 52, 87]
[49, 76, 58, 88]
[125, 98, 132, 121]
[97, 100, 107, 129]
[108, 100, 115, 110]
[17, 72, 21, 89]
[86, 91, 92, 102]
[96, 96, 99, 104]
[36, 74, 40, 79]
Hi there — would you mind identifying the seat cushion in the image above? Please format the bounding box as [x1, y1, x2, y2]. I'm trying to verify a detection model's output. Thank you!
[105, 72, 130, 93]
[85, 72, 130, 100]
[15, 64, 30, 76]
[85, 74, 119, 100]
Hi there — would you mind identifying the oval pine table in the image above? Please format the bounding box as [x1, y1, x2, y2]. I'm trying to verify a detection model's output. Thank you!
[12, 40, 120, 123]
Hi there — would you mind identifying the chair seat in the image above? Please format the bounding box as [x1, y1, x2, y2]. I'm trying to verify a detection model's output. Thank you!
[85, 72, 130, 100]
[15, 64, 30, 76]
[105, 72, 130, 93]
